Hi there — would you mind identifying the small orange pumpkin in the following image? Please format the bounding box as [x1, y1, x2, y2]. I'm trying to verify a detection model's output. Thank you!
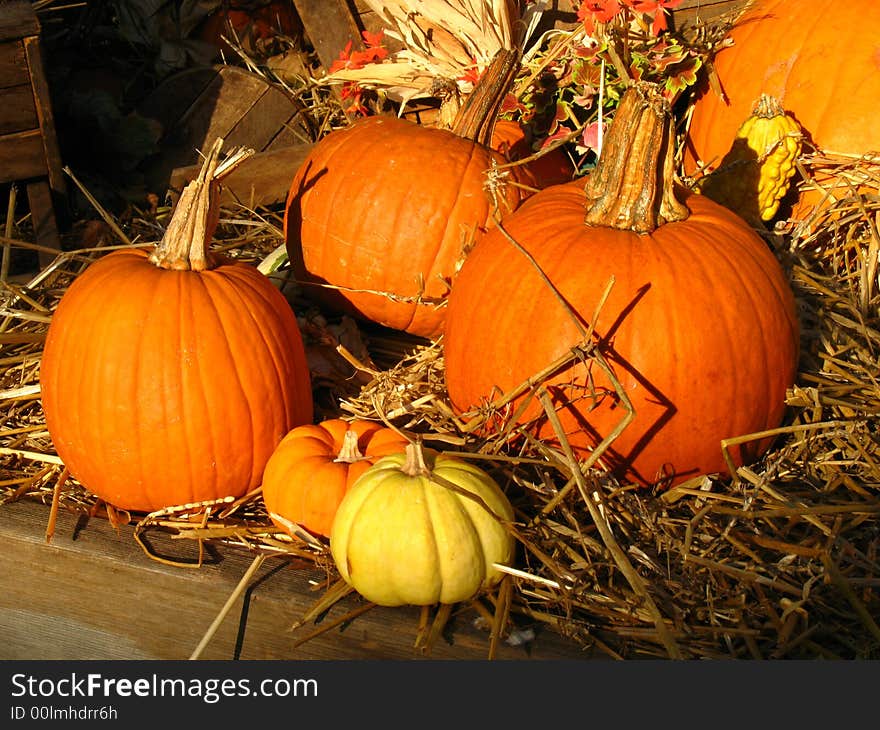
[261, 418, 410, 538]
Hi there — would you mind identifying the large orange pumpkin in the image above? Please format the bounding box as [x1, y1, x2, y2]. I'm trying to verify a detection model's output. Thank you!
[444, 82, 800, 488]
[683, 0, 880, 221]
[261, 418, 410, 538]
[40, 141, 313, 514]
[284, 49, 534, 340]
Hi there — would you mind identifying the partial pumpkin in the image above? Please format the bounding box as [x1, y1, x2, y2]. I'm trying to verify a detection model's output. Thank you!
[261, 418, 410, 538]
[683, 0, 880, 221]
[444, 82, 800, 488]
[330, 442, 515, 607]
[40, 140, 313, 514]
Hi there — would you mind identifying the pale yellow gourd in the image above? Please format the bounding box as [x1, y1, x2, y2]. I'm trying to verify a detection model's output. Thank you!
[329, 442, 515, 607]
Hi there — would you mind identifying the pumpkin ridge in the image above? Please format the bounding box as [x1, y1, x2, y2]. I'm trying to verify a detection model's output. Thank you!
[128, 263, 167, 507]
[402, 138, 487, 334]
[216, 265, 309, 429]
[41, 254, 121, 493]
[202, 270, 290, 491]
[192, 270, 260, 500]
[99, 260, 165, 505]
[48, 261, 101, 497]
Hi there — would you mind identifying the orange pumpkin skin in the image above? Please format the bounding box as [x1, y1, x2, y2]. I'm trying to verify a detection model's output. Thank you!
[683, 0, 880, 219]
[492, 119, 574, 188]
[40, 248, 313, 513]
[284, 115, 531, 339]
[443, 178, 800, 487]
[261, 418, 410, 537]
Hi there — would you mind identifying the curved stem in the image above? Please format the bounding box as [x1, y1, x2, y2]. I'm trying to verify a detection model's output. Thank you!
[149, 139, 255, 271]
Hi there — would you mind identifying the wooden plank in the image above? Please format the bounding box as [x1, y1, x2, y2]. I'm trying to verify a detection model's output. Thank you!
[139, 65, 312, 200]
[0, 39, 29, 89]
[223, 84, 306, 152]
[0, 498, 594, 660]
[0, 1, 39, 43]
[136, 66, 219, 135]
[169, 143, 315, 209]
[0, 83, 36, 135]
[672, 0, 749, 27]
[173, 69, 267, 158]
[294, 0, 364, 74]
[23, 35, 67, 202]
[0, 129, 46, 182]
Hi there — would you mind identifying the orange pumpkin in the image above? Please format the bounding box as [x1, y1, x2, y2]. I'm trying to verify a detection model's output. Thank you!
[40, 141, 313, 514]
[283, 49, 534, 339]
[261, 418, 410, 537]
[683, 0, 880, 221]
[444, 82, 800, 488]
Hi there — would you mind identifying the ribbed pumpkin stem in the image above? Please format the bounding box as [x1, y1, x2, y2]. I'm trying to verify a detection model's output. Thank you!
[450, 48, 521, 147]
[150, 138, 255, 271]
[401, 441, 432, 477]
[584, 81, 689, 234]
[334, 429, 365, 463]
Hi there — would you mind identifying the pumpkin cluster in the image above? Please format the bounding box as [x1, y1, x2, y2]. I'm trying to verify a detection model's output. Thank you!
[41, 7, 816, 611]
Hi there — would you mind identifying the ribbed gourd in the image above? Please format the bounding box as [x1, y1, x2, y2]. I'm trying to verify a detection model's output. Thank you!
[696, 94, 803, 226]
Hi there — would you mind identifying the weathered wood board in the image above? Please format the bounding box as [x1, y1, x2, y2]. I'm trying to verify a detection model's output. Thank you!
[168, 142, 314, 209]
[137, 64, 313, 203]
[0, 498, 594, 661]
[0, 0, 67, 266]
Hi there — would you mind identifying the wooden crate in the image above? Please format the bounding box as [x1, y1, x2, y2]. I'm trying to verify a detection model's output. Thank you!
[0, 0, 66, 268]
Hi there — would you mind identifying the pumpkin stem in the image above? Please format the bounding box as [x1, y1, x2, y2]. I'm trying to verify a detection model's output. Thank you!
[401, 440, 432, 477]
[333, 429, 365, 463]
[450, 48, 521, 147]
[583, 81, 689, 234]
[149, 138, 255, 271]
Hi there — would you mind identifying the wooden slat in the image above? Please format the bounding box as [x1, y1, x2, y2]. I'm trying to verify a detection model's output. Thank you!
[222, 83, 305, 151]
[0, 39, 29, 89]
[0, 0, 39, 43]
[294, 0, 364, 73]
[169, 143, 315, 209]
[0, 129, 46, 182]
[25, 179, 60, 267]
[672, 0, 750, 27]
[0, 498, 593, 661]
[0, 84, 36, 135]
[139, 65, 312, 200]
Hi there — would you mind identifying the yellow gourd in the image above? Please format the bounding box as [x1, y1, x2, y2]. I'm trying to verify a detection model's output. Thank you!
[329, 441, 515, 607]
[695, 94, 803, 225]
